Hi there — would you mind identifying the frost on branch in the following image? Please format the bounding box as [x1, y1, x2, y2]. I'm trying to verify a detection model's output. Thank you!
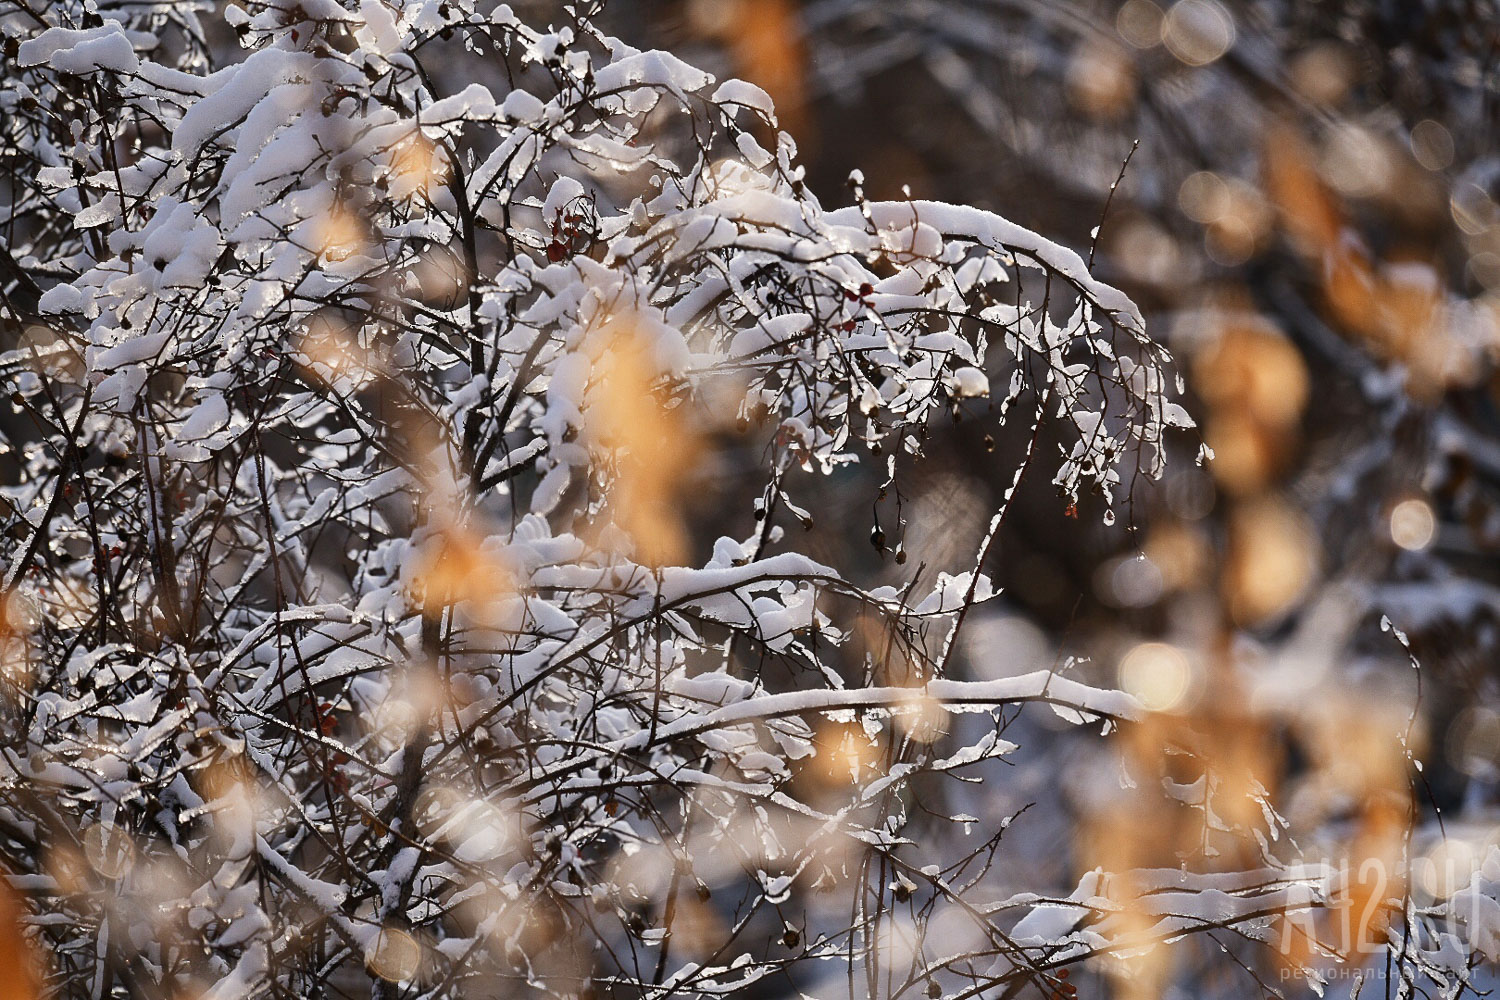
[0, 1, 1194, 997]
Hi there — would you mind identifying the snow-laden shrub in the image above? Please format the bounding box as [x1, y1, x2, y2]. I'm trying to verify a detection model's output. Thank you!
[0, 2, 1345, 998]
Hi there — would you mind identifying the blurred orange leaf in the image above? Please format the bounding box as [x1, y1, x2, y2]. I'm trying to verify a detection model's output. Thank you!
[0, 880, 39, 1000]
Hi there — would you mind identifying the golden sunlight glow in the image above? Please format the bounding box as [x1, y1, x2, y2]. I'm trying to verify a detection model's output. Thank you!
[296, 314, 377, 391]
[1118, 641, 1196, 713]
[1410, 119, 1455, 172]
[82, 823, 134, 881]
[310, 206, 370, 263]
[894, 690, 949, 745]
[1116, 0, 1164, 49]
[388, 131, 450, 199]
[368, 927, 421, 983]
[1066, 39, 1136, 120]
[1389, 498, 1436, 551]
[1162, 0, 1234, 67]
[1418, 838, 1480, 899]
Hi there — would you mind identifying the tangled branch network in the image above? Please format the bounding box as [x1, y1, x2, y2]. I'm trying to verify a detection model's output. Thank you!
[17, 2, 1490, 999]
